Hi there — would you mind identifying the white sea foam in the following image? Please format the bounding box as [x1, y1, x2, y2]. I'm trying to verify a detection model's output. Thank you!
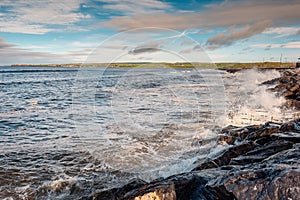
[224, 69, 291, 126]
[75, 68, 294, 180]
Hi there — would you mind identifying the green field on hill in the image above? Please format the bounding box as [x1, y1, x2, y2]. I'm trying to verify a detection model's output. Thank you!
[11, 62, 295, 69]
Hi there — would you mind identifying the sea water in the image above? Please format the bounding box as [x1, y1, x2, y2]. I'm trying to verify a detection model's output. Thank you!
[0, 66, 294, 199]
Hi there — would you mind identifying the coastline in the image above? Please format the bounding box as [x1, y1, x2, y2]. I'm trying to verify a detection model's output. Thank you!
[91, 69, 300, 200]
[10, 62, 295, 69]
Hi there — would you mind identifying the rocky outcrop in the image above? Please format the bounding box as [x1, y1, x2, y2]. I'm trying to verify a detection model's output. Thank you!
[92, 119, 300, 200]
[263, 69, 300, 109]
[91, 69, 300, 200]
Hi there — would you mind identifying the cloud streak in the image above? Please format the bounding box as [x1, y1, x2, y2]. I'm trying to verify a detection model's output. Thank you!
[0, 38, 88, 65]
[97, 0, 171, 15]
[252, 42, 300, 49]
[206, 21, 272, 47]
[128, 42, 161, 55]
[0, 38, 16, 49]
[264, 27, 300, 37]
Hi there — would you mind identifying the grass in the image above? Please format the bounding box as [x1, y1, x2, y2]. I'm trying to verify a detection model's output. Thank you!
[11, 62, 295, 69]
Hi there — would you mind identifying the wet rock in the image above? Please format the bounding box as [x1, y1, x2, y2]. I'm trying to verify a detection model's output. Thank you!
[262, 69, 300, 109]
[125, 182, 176, 200]
[219, 125, 239, 134]
[96, 124, 300, 200]
[92, 67, 300, 200]
[280, 121, 300, 132]
[296, 92, 300, 101]
[99, 139, 300, 200]
[282, 70, 295, 77]
[283, 90, 295, 98]
[167, 172, 217, 200]
[193, 142, 257, 170]
[261, 77, 281, 85]
[207, 167, 300, 200]
[279, 76, 293, 84]
[290, 84, 299, 92]
[245, 126, 280, 140]
[220, 125, 263, 141]
[284, 99, 300, 109]
[271, 132, 300, 143]
[192, 158, 219, 170]
[274, 83, 288, 90]
[230, 140, 293, 165]
[218, 135, 235, 145]
[92, 179, 147, 200]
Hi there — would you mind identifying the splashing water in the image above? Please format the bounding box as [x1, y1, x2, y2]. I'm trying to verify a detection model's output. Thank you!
[0, 66, 295, 199]
[224, 69, 290, 125]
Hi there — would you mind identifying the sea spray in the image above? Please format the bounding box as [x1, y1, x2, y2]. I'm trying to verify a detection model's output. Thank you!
[225, 69, 289, 126]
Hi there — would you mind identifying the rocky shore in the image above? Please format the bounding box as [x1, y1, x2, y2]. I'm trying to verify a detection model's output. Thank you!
[263, 69, 300, 110]
[90, 69, 300, 200]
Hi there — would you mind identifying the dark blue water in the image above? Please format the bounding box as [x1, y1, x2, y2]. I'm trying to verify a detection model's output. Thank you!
[0, 66, 292, 199]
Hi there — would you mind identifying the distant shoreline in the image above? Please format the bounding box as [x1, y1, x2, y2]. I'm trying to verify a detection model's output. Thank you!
[10, 62, 295, 69]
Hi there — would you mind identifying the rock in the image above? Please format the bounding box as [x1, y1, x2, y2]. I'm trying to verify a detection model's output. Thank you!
[283, 90, 295, 98]
[218, 135, 235, 145]
[207, 167, 300, 200]
[279, 76, 293, 84]
[295, 91, 300, 100]
[91, 65, 300, 200]
[261, 77, 280, 85]
[290, 84, 300, 92]
[205, 144, 300, 199]
[128, 182, 176, 200]
[96, 117, 300, 200]
[262, 69, 300, 109]
[282, 70, 295, 77]
[220, 125, 263, 141]
[274, 83, 288, 91]
[92, 179, 147, 200]
[284, 99, 300, 109]
[230, 139, 293, 165]
[245, 126, 280, 140]
[280, 121, 300, 132]
[271, 132, 300, 143]
[192, 158, 219, 171]
[193, 142, 257, 170]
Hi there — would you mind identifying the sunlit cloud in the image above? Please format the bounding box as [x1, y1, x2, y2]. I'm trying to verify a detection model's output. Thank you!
[206, 21, 272, 48]
[97, 0, 171, 15]
[0, 0, 90, 34]
[264, 27, 300, 37]
[252, 42, 300, 49]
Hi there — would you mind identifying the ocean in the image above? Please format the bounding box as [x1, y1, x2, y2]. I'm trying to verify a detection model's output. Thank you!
[0, 66, 293, 199]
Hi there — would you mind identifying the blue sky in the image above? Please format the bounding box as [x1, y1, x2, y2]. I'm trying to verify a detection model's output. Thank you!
[0, 0, 299, 65]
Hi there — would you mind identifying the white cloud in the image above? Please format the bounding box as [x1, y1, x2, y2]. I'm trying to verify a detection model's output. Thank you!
[263, 27, 300, 37]
[207, 20, 272, 47]
[0, 38, 16, 48]
[104, 1, 300, 30]
[0, 21, 54, 34]
[97, 0, 171, 15]
[69, 41, 98, 48]
[252, 42, 300, 49]
[0, 0, 90, 34]
[0, 37, 91, 65]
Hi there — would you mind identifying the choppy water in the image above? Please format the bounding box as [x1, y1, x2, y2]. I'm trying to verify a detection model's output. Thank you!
[0, 66, 294, 199]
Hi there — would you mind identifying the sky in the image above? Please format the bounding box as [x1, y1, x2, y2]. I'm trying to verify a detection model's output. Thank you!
[0, 0, 300, 65]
